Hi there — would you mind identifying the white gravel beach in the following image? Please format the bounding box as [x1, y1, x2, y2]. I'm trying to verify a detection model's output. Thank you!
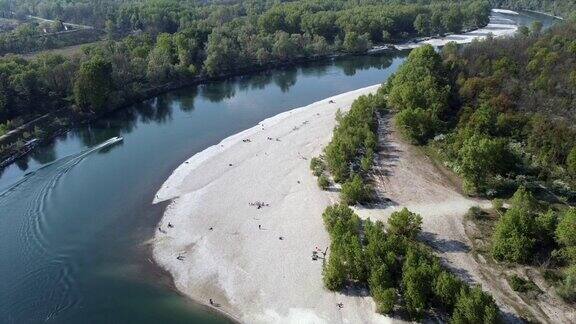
[152, 85, 398, 323]
[395, 9, 519, 50]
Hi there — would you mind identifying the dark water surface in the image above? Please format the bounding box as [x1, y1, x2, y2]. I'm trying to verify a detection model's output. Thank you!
[0, 11, 556, 324]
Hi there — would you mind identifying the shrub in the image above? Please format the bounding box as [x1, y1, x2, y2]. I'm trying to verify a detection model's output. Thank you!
[318, 175, 330, 190]
[451, 287, 500, 324]
[340, 174, 369, 205]
[323, 252, 346, 291]
[557, 265, 576, 302]
[492, 199, 504, 212]
[508, 274, 538, 293]
[387, 208, 422, 240]
[310, 156, 325, 177]
[466, 206, 486, 220]
[434, 271, 463, 310]
[556, 208, 576, 248]
[373, 287, 396, 314]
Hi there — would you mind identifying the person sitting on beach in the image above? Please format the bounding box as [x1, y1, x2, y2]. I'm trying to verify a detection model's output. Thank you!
[168, 222, 174, 228]
[209, 298, 214, 305]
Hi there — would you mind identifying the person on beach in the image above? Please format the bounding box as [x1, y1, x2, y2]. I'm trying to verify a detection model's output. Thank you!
[209, 299, 214, 305]
[258, 224, 262, 230]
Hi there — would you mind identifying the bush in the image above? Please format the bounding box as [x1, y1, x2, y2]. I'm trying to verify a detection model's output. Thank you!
[396, 107, 442, 144]
[434, 271, 463, 310]
[557, 265, 576, 302]
[508, 274, 538, 293]
[492, 199, 504, 212]
[340, 174, 369, 205]
[387, 208, 422, 240]
[323, 252, 346, 291]
[373, 287, 396, 314]
[451, 287, 500, 324]
[466, 206, 486, 220]
[556, 208, 576, 248]
[310, 156, 325, 177]
[318, 175, 330, 190]
[491, 186, 543, 263]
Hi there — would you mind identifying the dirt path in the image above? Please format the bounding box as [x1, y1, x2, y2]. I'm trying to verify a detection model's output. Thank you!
[354, 114, 572, 323]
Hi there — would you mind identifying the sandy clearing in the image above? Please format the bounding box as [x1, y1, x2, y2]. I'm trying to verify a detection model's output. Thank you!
[152, 85, 402, 323]
[395, 10, 518, 50]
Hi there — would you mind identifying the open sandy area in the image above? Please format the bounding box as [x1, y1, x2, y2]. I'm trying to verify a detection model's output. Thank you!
[152, 85, 401, 323]
[395, 9, 518, 50]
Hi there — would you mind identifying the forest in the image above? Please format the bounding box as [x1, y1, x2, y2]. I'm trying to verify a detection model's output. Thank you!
[0, 0, 491, 162]
[385, 21, 576, 303]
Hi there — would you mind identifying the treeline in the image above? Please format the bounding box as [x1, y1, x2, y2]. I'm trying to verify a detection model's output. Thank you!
[310, 87, 386, 205]
[321, 204, 500, 321]
[0, 0, 491, 161]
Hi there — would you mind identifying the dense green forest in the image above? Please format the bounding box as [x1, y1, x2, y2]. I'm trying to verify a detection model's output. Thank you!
[385, 21, 576, 302]
[0, 0, 491, 162]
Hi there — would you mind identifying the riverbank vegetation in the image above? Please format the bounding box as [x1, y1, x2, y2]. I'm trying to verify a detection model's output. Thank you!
[315, 79, 501, 322]
[310, 86, 386, 204]
[0, 0, 491, 164]
[321, 203, 500, 321]
[385, 17, 576, 304]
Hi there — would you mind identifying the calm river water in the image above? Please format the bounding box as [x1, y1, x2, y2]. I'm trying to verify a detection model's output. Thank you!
[0, 11, 556, 324]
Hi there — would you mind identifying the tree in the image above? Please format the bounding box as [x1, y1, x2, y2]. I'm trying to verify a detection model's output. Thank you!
[531, 21, 543, 35]
[414, 14, 430, 36]
[340, 174, 369, 205]
[458, 135, 511, 193]
[434, 271, 463, 310]
[387, 208, 422, 239]
[147, 33, 176, 83]
[343, 32, 371, 54]
[491, 187, 539, 263]
[556, 208, 576, 262]
[451, 287, 500, 324]
[396, 107, 441, 144]
[323, 251, 346, 291]
[387, 45, 449, 142]
[73, 56, 113, 111]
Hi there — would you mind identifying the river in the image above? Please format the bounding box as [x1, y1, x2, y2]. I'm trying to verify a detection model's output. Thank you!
[0, 11, 556, 324]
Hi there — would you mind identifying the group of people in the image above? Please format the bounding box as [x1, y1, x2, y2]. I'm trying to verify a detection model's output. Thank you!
[249, 201, 270, 209]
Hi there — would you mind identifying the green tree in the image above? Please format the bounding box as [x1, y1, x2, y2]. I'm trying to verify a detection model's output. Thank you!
[73, 56, 113, 111]
[387, 208, 422, 240]
[343, 32, 371, 54]
[434, 271, 463, 310]
[556, 208, 576, 262]
[340, 174, 369, 205]
[451, 287, 500, 324]
[414, 14, 430, 36]
[491, 187, 539, 263]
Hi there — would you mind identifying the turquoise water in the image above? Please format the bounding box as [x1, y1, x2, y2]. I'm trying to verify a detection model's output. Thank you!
[0, 11, 555, 323]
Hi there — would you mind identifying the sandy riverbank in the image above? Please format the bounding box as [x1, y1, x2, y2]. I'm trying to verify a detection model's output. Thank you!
[152, 85, 400, 323]
[395, 9, 519, 50]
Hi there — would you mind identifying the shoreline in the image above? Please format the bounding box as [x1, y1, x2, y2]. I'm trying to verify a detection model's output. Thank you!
[152, 85, 393, 323]
[394, 9, 519, 50]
